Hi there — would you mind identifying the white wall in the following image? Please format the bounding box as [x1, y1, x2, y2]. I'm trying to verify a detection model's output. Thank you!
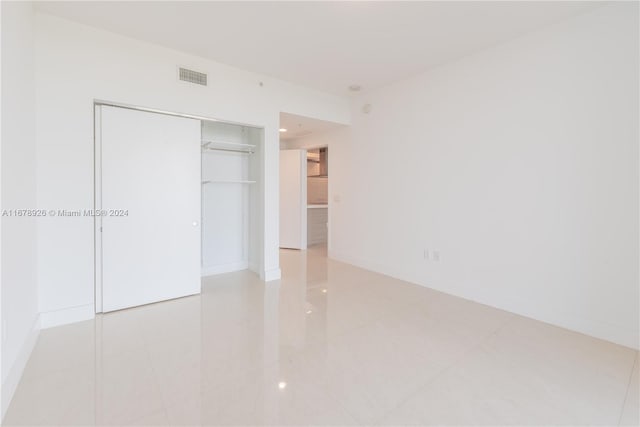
[34, 13, 350, 327]
[330, 4, 639, 349]
[1, 1, 40, 416]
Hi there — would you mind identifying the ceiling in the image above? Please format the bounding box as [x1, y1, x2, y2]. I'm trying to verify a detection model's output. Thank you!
[35, 1, 598, 95]
[280, 112, 345, 141]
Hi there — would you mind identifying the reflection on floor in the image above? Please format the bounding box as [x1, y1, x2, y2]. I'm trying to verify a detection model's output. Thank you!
[4, 245, 639, 425]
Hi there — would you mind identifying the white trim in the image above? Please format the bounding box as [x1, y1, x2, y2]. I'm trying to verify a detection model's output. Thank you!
[248, 261, 260, 274]
[94, 105, 103, 313]
[1, 315, 40, 419]
[262, 268, 282, 282]
[94, 99, 263, 130]
[201, 261, 249, 277]
[40, 304, 94, 329]
[300, 150, 308, 250]
[0, 3, 3, 416]
[326, 146, 332, 254]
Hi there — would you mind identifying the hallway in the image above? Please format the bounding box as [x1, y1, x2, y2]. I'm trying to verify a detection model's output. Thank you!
[4, 247, 639, 425]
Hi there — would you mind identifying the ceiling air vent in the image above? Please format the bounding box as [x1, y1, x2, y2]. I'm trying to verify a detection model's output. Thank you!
[179, 67, 207, 86]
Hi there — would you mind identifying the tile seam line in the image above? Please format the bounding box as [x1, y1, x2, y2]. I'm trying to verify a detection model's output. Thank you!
[617, 351, 638, 425]
[371, 313, 518, 425]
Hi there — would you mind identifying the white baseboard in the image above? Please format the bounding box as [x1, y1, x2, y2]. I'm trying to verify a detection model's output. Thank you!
[2, 315, 40, 419]
[201, 261, 249, 277]
[248, 262, 260, 274]
[39, 304, 94, 329]
[261, 268, 281, 282]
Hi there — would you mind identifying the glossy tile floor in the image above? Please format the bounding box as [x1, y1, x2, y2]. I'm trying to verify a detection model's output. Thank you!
[4, 245, 639, 425]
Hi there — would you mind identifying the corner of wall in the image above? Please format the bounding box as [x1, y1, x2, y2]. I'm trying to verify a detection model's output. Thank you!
[262, 268, 282, 282]
[39, 304, 94, 330]
[1, 0, 40, 420]
[1, 315, 39, 419]
[327, 4, 639, 350]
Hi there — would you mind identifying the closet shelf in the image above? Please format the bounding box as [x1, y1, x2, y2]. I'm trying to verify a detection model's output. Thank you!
[202, 140, 256, 154]
[202, 180, 257, 185]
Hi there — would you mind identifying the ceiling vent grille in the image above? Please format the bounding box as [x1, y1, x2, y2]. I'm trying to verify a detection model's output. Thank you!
[179, 67, 207, 86]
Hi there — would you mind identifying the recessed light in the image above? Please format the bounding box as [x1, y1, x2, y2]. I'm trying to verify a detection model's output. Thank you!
[278, 381, 287, 390]
[348, 84, 362, 92]
[322, 289, 327, 293]
[306, 309, 313, 314]
[279, 128, 287, 132]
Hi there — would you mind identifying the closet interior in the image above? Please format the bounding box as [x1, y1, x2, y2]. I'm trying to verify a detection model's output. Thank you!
[201, 120, 262, 276]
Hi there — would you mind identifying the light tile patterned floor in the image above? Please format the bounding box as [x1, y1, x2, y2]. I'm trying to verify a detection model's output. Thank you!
[4, 246, 639, 425]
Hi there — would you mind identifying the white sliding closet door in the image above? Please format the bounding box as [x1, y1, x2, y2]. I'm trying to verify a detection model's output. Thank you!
[99, 106, 201, 312]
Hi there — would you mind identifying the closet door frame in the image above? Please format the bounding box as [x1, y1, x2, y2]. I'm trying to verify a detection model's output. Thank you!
[94, 105, 103, 312]
[93, 100, 264, 313]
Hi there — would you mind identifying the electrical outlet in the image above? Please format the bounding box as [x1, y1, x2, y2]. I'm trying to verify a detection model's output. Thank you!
[333, 194, 341, 203]
[432, 250, 441, 262]
[423, 249, 429, 260]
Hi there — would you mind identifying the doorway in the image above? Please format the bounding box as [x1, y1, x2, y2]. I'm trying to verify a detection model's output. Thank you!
[305, 147, 329, 250]
[278, 112, 344, 257]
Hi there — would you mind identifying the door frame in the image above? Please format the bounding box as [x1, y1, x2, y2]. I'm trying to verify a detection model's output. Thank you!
[93, 100, 264, 313]
[279, 148, 308, 250]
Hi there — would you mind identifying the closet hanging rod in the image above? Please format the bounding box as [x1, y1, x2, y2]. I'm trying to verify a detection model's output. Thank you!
[201, 140, 256, 149]
[202, 180, 256, 184]
[202, 147, 254, 154]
